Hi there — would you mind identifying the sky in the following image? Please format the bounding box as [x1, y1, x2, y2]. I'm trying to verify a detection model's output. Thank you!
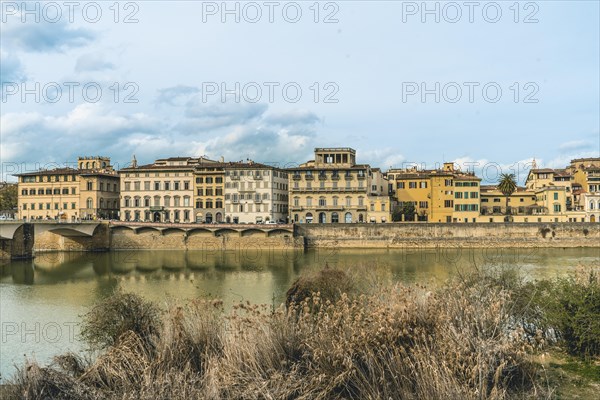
[1, 0, 599, 184]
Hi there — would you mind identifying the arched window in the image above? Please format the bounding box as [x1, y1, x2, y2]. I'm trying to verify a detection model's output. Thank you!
[144, 196, 150, 207]
[86, 198, 93, 208]
[331, 212, 339, 223]
[591, 201, 596, 210]
[358, 213, 364, 222]
[344, 212, 352, 223]
[305, 212, 313, 223]
[294, 214, 299, 222]
[332, 196, 338, 206]
[134, 196, 140, 207]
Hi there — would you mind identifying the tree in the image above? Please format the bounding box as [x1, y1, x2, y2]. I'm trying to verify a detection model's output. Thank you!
[497, 173, 517, 216]
[0, 183, 18, 212]
[392, 202, 416, 222]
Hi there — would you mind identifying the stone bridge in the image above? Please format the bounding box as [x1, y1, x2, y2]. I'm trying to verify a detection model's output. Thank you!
[109, 221, 294, 237]
[0, 221, 103, 240]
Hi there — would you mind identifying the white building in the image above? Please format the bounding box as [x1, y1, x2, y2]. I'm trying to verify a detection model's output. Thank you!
[583, 192, 600, 222]
[224, 162, 288, 224]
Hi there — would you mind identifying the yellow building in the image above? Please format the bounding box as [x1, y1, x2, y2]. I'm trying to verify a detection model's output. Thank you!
[567, 158, 600, 194]
[388, 162, 480, 223]
[194, 158, 225, 223]
[15, 156, 119, 221]
[288, 148, 391, 223]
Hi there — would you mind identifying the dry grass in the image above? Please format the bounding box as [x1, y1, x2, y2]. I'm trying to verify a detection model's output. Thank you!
[7, 268, 554, 400]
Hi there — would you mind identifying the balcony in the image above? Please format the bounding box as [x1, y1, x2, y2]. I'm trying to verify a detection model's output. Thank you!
[149, 206, 164, 211]
[357, 174, 366, 180]
[318, 174, 327, 180]
[305, 174, 314, 180]
[253, 198, 262, 203]
[253, 175, 263, 180]
[230, 175, 240, 180]
[317, 205, 344, 211]
[344, 174, 353, 180]
[292, 174, 302, 180]
[331, 174, 340, 181]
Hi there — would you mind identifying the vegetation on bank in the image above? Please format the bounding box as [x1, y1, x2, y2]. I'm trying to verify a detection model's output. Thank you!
[5, 265, 600, 399]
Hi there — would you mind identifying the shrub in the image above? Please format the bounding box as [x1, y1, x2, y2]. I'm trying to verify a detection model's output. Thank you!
[541, 268, 600, 358]
[285, 266, 354, 308]
[79, 292, 161, 352]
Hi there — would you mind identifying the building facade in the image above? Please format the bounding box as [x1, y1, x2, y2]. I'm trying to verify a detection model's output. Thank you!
[224, 162, 288, 224]
[119, 157, 195, 222]
[288, 148, 391, 224]
[194, 158, 225, 223]
[388, 162, 481, 223]
[15, 156, 119, 221]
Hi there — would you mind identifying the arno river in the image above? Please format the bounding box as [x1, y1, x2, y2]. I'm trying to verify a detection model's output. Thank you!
[1, 247, 599, 381]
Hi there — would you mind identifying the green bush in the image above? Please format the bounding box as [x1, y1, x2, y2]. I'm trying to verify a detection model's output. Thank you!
[541, 269, 600, 359]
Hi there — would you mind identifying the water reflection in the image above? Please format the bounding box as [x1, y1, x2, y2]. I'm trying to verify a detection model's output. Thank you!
[0, 247, 598, 381]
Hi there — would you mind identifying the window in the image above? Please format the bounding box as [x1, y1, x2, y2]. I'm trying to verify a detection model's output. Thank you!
[409, 182, 417, 189]
[444, 200, 453, 208]
[184, 181, 190, 190]
[23, 204, 28, 210]
[154, 181, 160, 190]
[554, 204, 561, 212]
[419, 181, 427, 188]
[144, 197, 150, 207]
[86, 198, 93, 208]
[174, 196, 181, 206]
[319, 197, 326, 206]
[53, 188, 60, 195]
[216, 177, 223, 183]
[455, 192, 463, 199]
[174, 181, 180, 190]
[183, 196, 190, 207]
[346, 197, 351, 207]
[333, 196, 338, 206]
[164, 182, 170, 190]
[553, 192, 558, 200]
[306, 197, 313, 207]
[62, 188, 68, 195]
[216, 199, 223, 208]
[419, 201, 428, 208]
[196, 200, 203, 208]
[294, 197, 300, 206]
[87, 181, 93, 190]
[71, 203, 76, 209]
[164, 196, 171, 207]
[206, 177, 213, 184]
[134, 197, 140, 207]
[196, 177, 203, 184]
[396, 182, 405, 189]
[124, 182, 131, 191]
[358, 196, 364, 206]
[144, 181, 150, 190]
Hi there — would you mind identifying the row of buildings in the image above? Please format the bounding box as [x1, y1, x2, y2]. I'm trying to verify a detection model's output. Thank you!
[14, 149, 600, 224]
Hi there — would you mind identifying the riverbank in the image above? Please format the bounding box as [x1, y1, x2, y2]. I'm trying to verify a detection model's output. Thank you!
[4, 266, 599, 399]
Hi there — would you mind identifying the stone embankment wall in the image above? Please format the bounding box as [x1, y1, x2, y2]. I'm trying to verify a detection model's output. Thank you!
[110, 226, 303, 251]
[34, 223, 110, 252]
[295, 223, 600, 249]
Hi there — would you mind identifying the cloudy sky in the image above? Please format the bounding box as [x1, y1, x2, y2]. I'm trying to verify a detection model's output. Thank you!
[1, 1, 599, 183]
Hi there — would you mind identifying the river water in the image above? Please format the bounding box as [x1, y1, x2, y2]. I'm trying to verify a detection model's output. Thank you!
[1, 247, 598, 381]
